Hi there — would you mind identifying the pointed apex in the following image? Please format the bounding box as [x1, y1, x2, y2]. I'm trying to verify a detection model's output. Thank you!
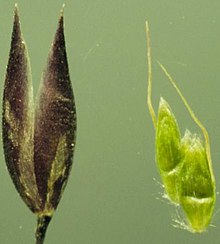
[59, 7, 64, 28]
[54, 8, 65, 48]
[14, 3, 18, 11]
[58, 4, 65, 26]
[14, 3, 19, 22]
[159, 96, 167, 107]
[61, 4, 65, 16]
[12, 3, 22, 45]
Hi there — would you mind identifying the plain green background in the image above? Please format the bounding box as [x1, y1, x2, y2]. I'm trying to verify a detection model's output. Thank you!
[1, 0, 220, 243]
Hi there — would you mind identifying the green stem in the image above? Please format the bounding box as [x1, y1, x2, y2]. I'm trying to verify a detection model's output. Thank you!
[35, 215, 52, 244]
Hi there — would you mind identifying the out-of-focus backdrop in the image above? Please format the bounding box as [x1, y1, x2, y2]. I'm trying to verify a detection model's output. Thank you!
[0, 1, 220, 243]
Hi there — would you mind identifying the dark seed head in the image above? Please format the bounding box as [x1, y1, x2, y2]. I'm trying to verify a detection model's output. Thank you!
[3, 5, 76, 243]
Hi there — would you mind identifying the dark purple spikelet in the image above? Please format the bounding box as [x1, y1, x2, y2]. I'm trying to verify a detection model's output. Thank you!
[2, 5, 76, 244]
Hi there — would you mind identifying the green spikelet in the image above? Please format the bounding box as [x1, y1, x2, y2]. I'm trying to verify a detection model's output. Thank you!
[156, 97, 182, 203]
[146, 21, 216, 233]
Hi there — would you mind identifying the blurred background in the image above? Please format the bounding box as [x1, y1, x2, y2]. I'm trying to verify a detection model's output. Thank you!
[0, 0, 220, 243]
